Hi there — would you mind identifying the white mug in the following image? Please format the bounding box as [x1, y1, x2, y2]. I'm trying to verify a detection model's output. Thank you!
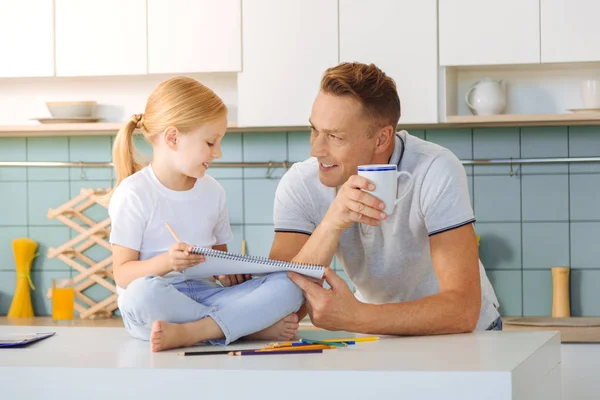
[357, 164, 413, 215]
[581, 79, 600, 108]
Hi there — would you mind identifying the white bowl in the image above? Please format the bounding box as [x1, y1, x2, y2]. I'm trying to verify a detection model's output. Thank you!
[46, 101, 97, 118]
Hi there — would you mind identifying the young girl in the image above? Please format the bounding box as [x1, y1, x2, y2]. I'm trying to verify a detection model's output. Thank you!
[108, 76, 304, 352]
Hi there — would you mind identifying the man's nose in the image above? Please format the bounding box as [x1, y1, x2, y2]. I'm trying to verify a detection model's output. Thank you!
[310, 133, 327, 158]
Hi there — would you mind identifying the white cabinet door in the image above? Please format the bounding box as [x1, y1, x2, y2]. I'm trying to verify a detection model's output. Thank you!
[55, 0, 146, 76]
[238, 0, 338, 127]
[541, 0, 600, 63]
[148, 0, 241, 74]
[340, 0, 437, 124]
[439, 0, 540, 66]
[0, 0, 53, 77]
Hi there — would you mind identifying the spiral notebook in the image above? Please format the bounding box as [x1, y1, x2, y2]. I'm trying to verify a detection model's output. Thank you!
[0, 332, 55, 348]
[183, 247, 325, 280]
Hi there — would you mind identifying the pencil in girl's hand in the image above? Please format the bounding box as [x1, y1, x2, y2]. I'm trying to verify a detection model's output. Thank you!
[165, 222, 181, 242]
[165, 222, 190, 256]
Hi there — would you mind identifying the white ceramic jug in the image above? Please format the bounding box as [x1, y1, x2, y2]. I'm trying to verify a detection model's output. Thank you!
[465, 78, 507, 116]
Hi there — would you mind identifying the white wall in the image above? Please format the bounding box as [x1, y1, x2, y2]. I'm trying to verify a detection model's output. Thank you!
[0, 73, 238, 125]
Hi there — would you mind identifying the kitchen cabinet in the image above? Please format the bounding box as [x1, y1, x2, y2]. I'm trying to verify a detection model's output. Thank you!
[0, 0, 54, 77]
[147, 0, 241, 74]
[439, 0, 540, 66]
[55, 0, 147, 76]
[237, 0, 338, 127]
[340, 0, 438, 123]
[541, 0, 600, 63]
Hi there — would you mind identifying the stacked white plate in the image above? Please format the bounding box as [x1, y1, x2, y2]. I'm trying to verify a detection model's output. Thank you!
[31, 101, 101, 123]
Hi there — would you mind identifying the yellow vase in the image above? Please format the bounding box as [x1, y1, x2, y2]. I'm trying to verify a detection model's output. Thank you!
[7, 238, 38, 318]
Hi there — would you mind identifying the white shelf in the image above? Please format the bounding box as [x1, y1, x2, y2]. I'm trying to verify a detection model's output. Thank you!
[445, 113, 600, 127]
[2, 112, 600, 138]
[0, 122, 310, 137]
[441, 62, 600, 125]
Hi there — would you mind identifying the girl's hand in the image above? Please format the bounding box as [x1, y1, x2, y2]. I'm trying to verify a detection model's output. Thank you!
[215, 274, 252, 287]
[167, 242, 205, 272]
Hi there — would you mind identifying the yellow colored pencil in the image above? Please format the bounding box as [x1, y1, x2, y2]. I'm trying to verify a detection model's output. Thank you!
[259, 344, 336, 352]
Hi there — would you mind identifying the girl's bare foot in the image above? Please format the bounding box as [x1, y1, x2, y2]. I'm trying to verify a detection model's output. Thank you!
[247, 313, 300, 341]
[150, 318, 223, 352]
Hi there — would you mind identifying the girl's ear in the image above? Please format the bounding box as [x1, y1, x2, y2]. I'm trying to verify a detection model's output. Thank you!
[163, 126, 179, 149]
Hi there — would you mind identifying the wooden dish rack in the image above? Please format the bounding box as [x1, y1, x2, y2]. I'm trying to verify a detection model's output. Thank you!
[45, 187, 117, 319]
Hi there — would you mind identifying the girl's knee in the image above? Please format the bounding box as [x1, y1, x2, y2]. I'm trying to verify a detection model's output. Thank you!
[118, 276, 166, 314]
[267, 272, 305, 310]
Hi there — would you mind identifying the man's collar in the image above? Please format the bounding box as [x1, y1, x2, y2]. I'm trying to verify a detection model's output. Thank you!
[388, 131, 405, 167]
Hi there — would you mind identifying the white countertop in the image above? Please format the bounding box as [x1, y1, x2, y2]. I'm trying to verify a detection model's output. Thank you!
[0, 325, 561, 400]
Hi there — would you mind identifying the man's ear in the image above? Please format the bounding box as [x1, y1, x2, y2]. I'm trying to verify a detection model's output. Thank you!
[374, 125, 394, 154]
[162, 126, 179, 149]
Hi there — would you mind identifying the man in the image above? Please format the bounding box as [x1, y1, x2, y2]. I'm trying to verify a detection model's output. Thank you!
[269, 62, 501, 335]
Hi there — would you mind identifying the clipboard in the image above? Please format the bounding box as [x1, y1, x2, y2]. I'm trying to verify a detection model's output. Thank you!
[0, 332, 56, 348]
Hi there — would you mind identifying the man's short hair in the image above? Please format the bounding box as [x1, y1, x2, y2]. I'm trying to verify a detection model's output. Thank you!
[320, 62, 401, 134]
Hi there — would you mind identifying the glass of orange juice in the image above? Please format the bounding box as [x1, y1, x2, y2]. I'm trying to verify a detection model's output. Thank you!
[52, 278, 75, 323]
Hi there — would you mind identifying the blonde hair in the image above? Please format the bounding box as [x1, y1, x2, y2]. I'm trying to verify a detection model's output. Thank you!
[110, 76, 227, 191]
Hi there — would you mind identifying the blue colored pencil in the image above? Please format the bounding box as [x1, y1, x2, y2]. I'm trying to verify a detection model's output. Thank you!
[300, 339, 351, 347]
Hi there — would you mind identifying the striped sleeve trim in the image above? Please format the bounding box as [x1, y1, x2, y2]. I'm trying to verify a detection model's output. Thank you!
[428, 218, 476, 237]
[274, 228, 313, 236]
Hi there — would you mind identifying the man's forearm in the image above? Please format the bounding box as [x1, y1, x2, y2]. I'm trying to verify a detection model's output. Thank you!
[352, 291, 481, 335]
[291, 221, 342, 268]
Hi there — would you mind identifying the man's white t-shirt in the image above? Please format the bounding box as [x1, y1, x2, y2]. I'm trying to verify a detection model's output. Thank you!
[108, 164, 233, 294]
[274, 131, 500, 330]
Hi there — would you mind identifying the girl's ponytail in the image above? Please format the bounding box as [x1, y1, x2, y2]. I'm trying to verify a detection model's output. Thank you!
[111, 114, 144, 188]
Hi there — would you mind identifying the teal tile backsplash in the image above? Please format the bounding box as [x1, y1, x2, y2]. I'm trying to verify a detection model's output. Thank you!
[521, 127, 568, 174]
[0, 182, 28, 226]
[0, 126, 599, 318]
[521, 175, 569, 221]
[474, 175, 521, 221]
[0, 138, 26, 181]
[522, 222, 570, 269]
[473, 127, 520, 175]
[27, 137, 70, 181]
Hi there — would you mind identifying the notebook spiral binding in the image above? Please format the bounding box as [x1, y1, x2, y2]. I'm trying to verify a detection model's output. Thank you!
[189, 246, 324, 270]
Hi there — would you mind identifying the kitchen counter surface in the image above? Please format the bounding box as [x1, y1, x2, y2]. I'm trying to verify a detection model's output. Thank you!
[503, 317, 600, 343]
[0, 324, 560, 400]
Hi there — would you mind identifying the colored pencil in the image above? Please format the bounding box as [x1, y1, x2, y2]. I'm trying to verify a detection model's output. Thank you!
[165, 222, 193, 256]
[294, 341, 350, 347]
[323, 336, 379, 343]
[165, 222, 181, 242]
[260, 344, 336, 351]
[229, 349, 323, 356]
[269, 341, 342, 348]
[300, 339, 348, 347]
[268, 341, 302, 347]
[177, 350, 246, 356]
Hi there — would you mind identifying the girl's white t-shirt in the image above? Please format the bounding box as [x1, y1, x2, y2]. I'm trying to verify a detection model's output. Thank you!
[108, 164, 233, 294]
